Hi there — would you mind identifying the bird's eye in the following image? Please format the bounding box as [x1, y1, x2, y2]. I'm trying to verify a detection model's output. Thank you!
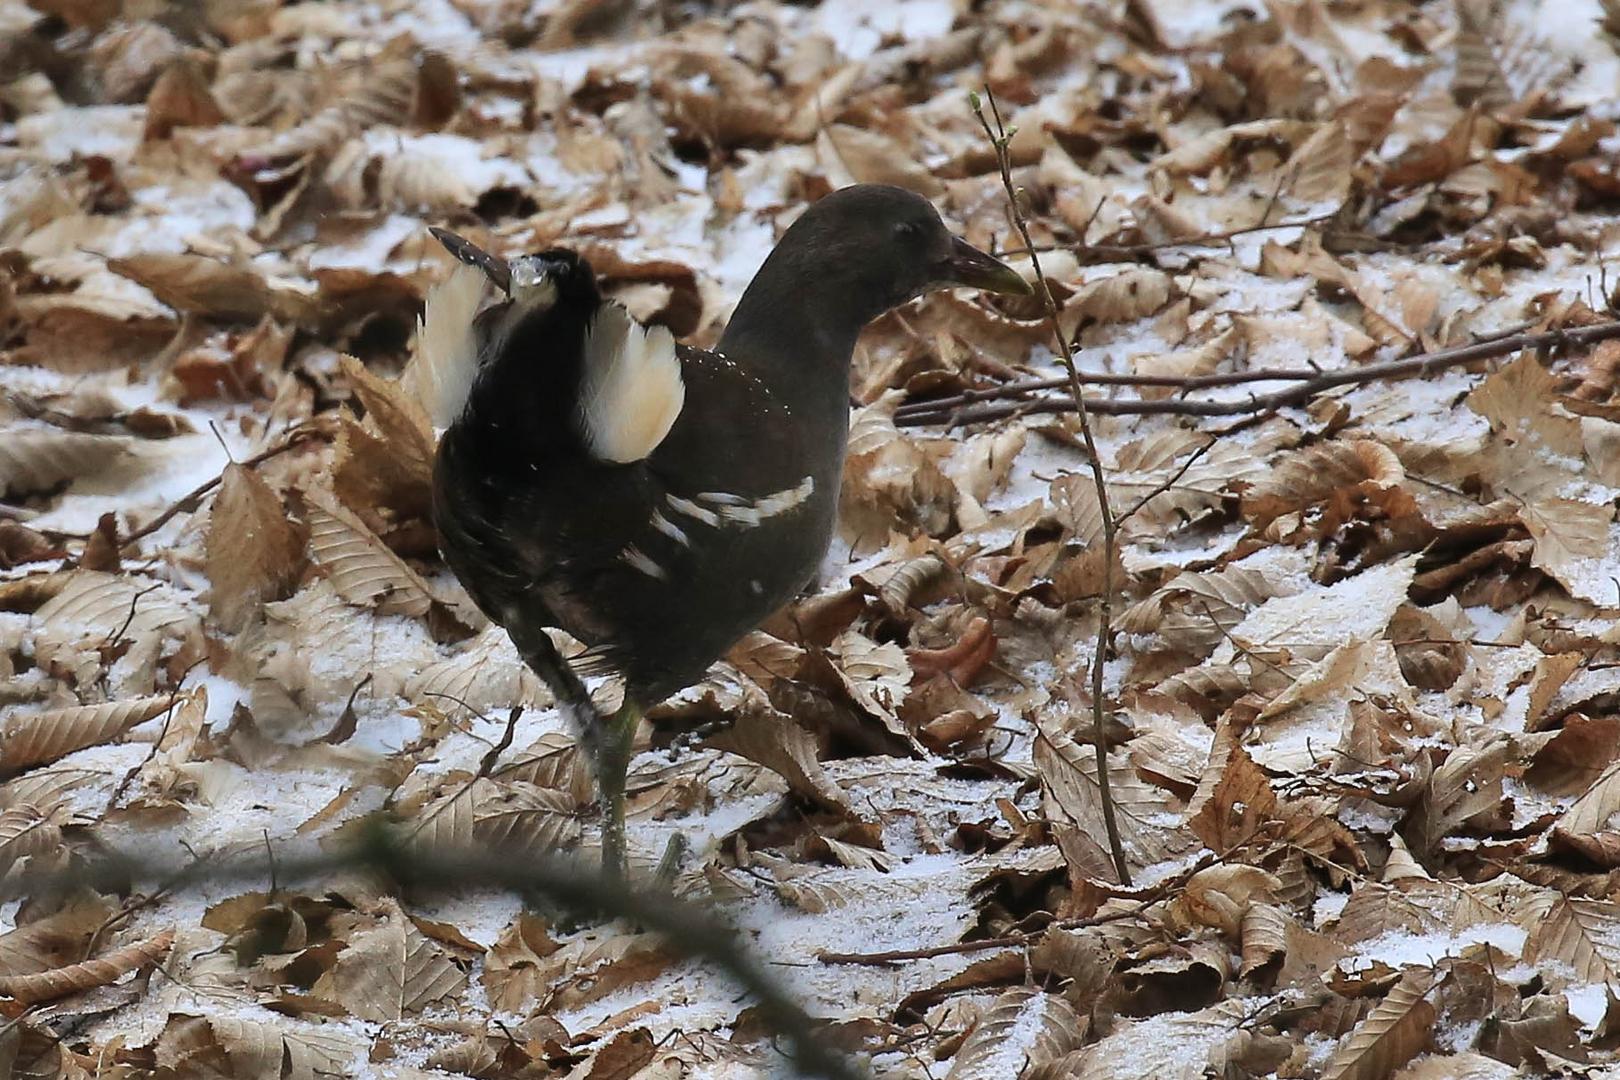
[893, 220, 923, 241]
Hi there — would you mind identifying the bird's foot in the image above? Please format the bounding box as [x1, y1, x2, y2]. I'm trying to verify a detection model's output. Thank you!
[654, 832, 688, 888]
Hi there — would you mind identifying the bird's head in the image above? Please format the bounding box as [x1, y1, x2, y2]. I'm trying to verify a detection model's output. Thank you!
[768, 184, 1032, 320]
[427, 228, 599, 312]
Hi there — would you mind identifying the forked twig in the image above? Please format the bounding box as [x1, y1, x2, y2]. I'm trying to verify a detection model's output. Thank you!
[972, 88, 1131, 886]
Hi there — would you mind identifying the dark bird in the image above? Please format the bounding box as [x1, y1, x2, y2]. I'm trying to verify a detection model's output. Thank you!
[421, 184, 1030, 877]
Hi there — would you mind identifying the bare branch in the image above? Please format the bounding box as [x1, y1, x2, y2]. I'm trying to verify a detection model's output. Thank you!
[972, 88, 1131, 886]
[897, 318, 1620, 428]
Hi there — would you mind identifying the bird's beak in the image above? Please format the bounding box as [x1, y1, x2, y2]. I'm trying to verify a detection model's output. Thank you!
[430, 226, 513, 295]
[936, 236, 1033, 296]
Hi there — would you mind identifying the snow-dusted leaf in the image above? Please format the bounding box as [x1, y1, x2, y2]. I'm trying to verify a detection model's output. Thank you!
[1519, 497, 1613, 597]
[1524, 898, 1620, 984]
[946, 987, 1085, 1079]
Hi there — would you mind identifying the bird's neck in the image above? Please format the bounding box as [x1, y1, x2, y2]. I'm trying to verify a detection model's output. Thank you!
[718, 277, 868, 392]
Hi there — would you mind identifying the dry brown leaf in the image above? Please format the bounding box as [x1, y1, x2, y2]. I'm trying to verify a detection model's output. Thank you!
[481, 913, 558, 1014]
[1, 696, 172, 776]
[1036, 713, 1194, 880]
[0, 426, 129, 498]
[302, 488, 436, 617]
[705, 703, 850, 814]
[1130, 327, 1238, 400]
[106, 253, 302, 324]
[312, 899, 466, 1022]
[1524, 898, 1620, 983]
[1187, 719, 1278, 852]
[154, 1012, 366, 1080]
[817, 124, 944, 197]
[1063, 269, 1173, 331]
[0, 804, 63, 876]
[946, 987, 1086, 1079]
[144, 59, 224, 141]
[0, 927, 173, 1003]
[207, 463, 305, 632]
[1321, 967, 1437, 1080]
[405, 775, 581, 858]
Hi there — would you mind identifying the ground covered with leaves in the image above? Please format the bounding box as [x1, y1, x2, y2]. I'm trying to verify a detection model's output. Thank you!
[4, 0, 1620, 1075]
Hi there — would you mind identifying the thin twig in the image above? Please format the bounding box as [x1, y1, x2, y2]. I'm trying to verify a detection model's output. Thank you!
[973, 88, 1130, 886]
[117, 422, 331, 549]
[477, 706, 524, 778]
[896, 318, 1620, 427]
[999, 209, 1341, 261]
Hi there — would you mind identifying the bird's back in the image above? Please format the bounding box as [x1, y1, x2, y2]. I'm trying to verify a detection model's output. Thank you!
[431, 251, 842, 701]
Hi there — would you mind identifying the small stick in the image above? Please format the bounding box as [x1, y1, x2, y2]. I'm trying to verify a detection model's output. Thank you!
[896, 319, 1620, 427]
[972, 88, 1131, 887]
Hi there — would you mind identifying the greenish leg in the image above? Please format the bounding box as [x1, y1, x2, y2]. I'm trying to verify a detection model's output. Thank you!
[598, 698, 640, 881]
[654, 832, 688, 888]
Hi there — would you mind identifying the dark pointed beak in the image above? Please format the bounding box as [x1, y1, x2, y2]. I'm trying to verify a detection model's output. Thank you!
[429, 226, 512, 294]
[937, 236, 1033, 296]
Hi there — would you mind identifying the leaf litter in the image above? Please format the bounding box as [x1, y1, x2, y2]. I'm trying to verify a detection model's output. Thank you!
[4, 0, 1620, 1076]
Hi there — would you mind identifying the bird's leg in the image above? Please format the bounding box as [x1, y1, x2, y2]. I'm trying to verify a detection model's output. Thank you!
[597, 697, 640, 881]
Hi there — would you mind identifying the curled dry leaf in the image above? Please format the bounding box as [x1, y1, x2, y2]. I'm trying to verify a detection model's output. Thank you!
[0, 927, 173, 1003]
[906, 616, 995, 687]
[1550, 760, 1620, 866]
[841, 396, 957, 548]
[1241, 438, 1417, 533]
[705, 702, 852, 814]
[1239, 902, 1289, 980]
[1177, 864, 1282, 936]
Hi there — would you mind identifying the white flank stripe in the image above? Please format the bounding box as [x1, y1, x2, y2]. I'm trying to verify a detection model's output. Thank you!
[666, 495, 720, 527]
[650, 510, 690, 547]
[620, 544, 667, 580]
[676, 477, 815, 530]
[578, 302, 684, 464]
